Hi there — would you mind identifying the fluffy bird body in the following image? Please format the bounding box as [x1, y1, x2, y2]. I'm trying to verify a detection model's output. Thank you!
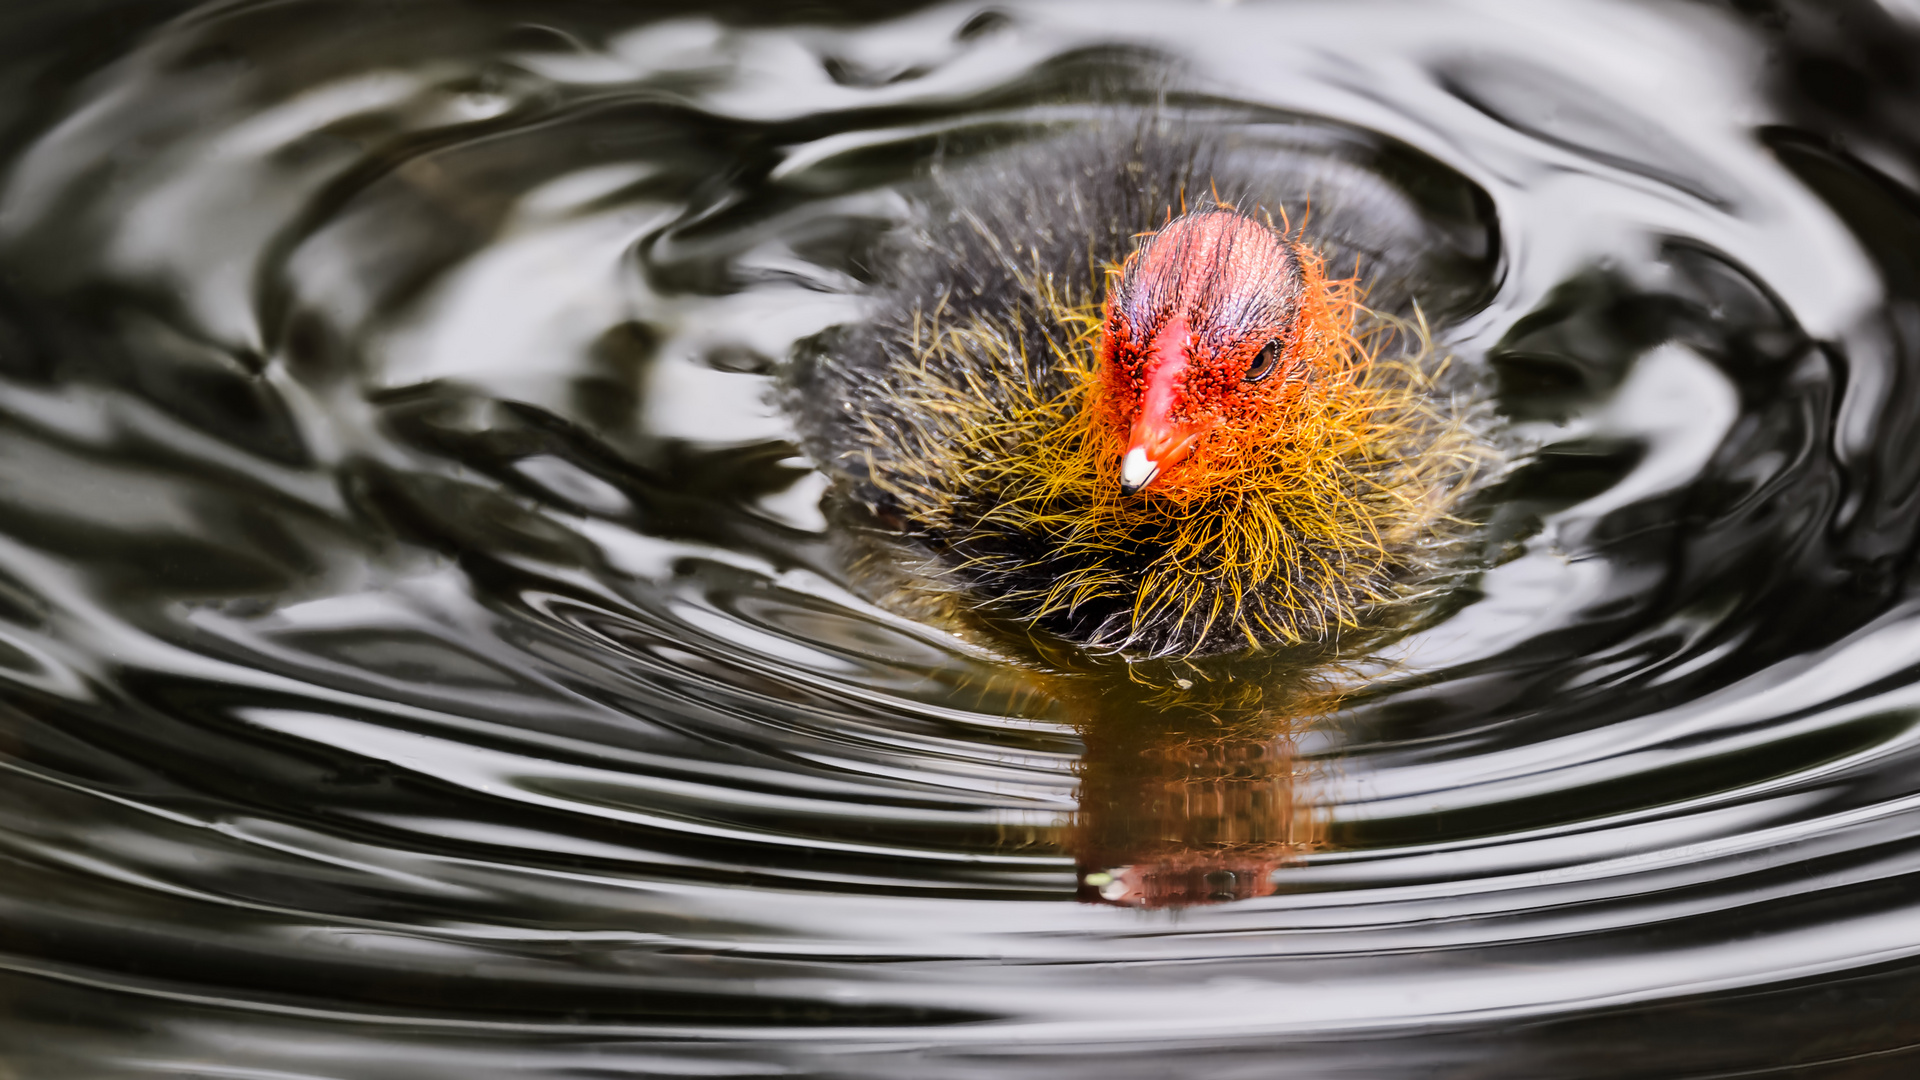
[787, 124, 1491, 657]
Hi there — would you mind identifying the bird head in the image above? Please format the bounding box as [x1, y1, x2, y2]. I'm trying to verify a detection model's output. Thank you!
[1098, 209, 1308, 495]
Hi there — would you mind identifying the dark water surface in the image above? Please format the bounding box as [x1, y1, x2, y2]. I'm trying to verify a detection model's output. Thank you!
[7, 0, 1920, 1076]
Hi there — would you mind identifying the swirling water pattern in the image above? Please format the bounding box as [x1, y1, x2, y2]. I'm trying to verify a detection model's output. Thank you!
[5, 1, 1920, 1076]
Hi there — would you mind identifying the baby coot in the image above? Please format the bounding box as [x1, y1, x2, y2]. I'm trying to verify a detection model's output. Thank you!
[787, 121, 1494, 657]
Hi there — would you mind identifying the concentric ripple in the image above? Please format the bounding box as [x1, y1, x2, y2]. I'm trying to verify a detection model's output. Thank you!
[4, 1, 1920, 1076]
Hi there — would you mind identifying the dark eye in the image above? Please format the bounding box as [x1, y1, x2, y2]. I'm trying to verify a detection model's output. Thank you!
[1244, 339, 1283, 383]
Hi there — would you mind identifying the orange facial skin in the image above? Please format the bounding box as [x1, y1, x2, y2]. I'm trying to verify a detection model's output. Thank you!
[1096, 209, 1321, 496]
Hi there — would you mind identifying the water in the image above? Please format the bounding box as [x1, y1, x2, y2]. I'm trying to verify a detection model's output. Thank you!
[3, 0, 1920, 1075]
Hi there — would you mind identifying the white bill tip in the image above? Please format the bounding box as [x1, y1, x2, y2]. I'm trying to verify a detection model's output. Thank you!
[1120, 446, 1158, 493]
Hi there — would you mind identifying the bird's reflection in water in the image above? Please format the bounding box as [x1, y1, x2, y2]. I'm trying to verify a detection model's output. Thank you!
[1029, 647, 1342, 908]
[1073, 711, 1320, 907]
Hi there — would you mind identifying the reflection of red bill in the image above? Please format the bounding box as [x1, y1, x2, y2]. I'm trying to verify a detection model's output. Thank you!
[1078, 857, 1284, 908]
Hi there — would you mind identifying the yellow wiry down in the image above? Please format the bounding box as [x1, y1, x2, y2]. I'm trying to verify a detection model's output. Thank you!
[857, 261, 1485, 658]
